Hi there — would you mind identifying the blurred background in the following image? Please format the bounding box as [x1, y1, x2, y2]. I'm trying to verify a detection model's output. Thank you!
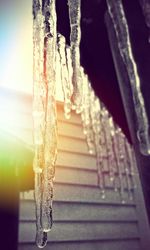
[0, 0, 32, 94]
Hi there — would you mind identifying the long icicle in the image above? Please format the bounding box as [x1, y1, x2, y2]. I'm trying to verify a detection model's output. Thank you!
[90, 94, 106, 198]
[81, 73, 95, 154]
[68, 0, 82, 113]
[110, 120, 126, 202]
[102, 109, 116, 187]
[116, 127, 126, 203]
[109, 117, 118, 192]
[33, 0, 48, 247]
[122, 136, 134, 201]
[125, 140, 137, 190]
[118, 128, 132, 203]
[33, 0, 57, 247]
[106, 0, 150, 155]
[57, 34, 73, 119]
[41, 0, 57, 234]
[139, 0, 150, 42]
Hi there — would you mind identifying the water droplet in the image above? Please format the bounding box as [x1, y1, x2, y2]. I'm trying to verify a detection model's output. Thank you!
[36, 230, 47, 249]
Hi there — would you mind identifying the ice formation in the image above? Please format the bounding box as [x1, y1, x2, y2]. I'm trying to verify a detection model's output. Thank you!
[139, 0, 150, 42]
[68, 0, 82, 112]
[106, 0, 150, 155]
[33, 0, 137, 248]
[33, 0, 57, 247]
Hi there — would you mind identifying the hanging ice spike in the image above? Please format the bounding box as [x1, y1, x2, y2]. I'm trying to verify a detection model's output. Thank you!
[68, 0, 82, 113]
[57, 34, 73, 119]
[139, 0, 150, 42]
[32, 1, 137, 248]
[106, 0, 150, 155]
[33, 0, 57, 248]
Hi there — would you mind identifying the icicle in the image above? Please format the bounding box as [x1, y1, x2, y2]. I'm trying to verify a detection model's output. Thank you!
[33, 0, 57, 247]
[117, 129, 133, 201]
[41, 0, 57, 233]
[90, 94, 106, 199]
[57, 34, 73, 119]
[81, 71, 95, 154]
[66, 46, 74, 96]
[139, 0, 150, 42]
[101, 109, 116, 187]
[131, 150, 138, 189]
[35, 172, 48, 248]
[68, 0, 82, 113]
[106, 0, 150, 155]
[125, 140, 137, 190]
[116, 127, 126, 203]
[109, 117, 119, 191]
[123, 138, 134, 201]
[33, 0, 46, 247]
[110, 119, 125, 202]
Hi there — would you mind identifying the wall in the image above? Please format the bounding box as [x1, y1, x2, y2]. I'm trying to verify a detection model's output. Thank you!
[17, 101, 150, 250]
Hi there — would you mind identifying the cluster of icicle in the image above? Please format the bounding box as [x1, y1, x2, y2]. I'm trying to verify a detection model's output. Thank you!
[60, 0, 136, 203]
[106, 0, 150, 155]
[57, 33, 137, 202]
[33, 0, 137, 248]
[80, 79, 137, 202]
